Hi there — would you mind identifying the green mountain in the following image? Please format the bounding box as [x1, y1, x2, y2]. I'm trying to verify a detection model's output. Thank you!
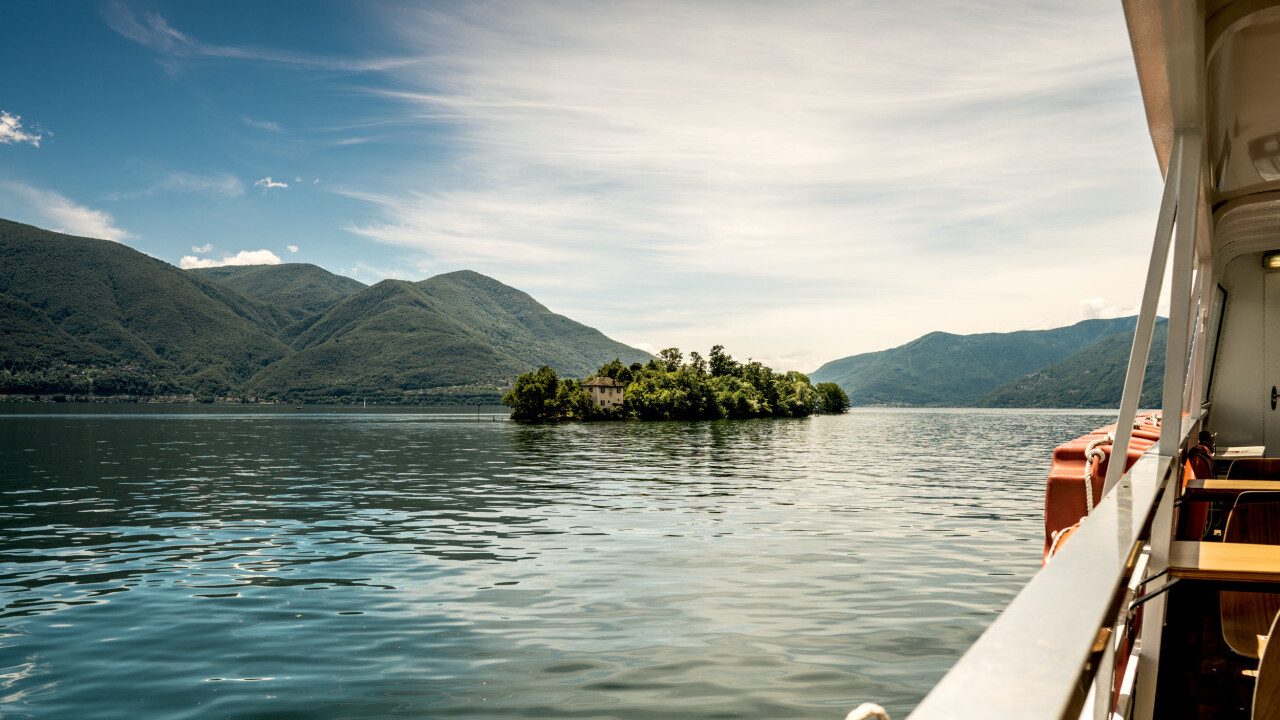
[0, 218, 290, 395]
[248, 271, 651, 399]
[979, 321, 1167, 408]
[189, 263, 366, 323]
[810, 317, 1149, 406]
[0, 218, 650, 402]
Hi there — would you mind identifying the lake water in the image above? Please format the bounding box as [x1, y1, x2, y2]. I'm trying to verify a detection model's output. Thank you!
[0, 405, 1115, 719]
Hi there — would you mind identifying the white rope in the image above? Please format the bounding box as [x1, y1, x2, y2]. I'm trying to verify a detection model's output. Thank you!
[1083, 432, 1114, 515]
[1046, 524, 1074, 559]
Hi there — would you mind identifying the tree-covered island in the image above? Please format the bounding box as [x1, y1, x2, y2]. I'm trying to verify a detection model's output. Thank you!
[503, 345, 850, 422]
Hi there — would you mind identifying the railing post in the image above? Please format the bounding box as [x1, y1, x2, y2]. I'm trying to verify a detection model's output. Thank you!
[1133, 127, 1201, 720]
[1132, 466, 1179, 720]
[1160, 129, 1201, 457]
[1103, 131, 1186, 496]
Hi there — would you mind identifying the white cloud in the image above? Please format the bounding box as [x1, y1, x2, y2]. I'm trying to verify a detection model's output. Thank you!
[254, 176, 288, 190]
[109, 171, 244, 201]
[287, 245, 299, 253]
[192, 243, 213, 253]
[0, 182, 133, 241]
[163, 171, 243, 197]
[105, 2, 415, 72]
[1079, 297, 1137, 320]
[243, 117, 281, 131]
[335, 0, 1161, 366]
[0, 111, 42, 147]
[102, 1, 1166, 367]
[340, 261, 414, 280]
[179, 249, 284, 269]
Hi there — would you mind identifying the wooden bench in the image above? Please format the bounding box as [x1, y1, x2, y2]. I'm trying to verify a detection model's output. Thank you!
[1170, 541, 1280, 583]
[1185, 479, 1280, 495]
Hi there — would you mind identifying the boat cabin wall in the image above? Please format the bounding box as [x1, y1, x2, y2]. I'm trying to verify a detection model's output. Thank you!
[1207, 251, 1274, 449]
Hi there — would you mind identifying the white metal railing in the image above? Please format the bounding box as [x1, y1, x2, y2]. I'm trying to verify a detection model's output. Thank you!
[907, 128, 1206, 719]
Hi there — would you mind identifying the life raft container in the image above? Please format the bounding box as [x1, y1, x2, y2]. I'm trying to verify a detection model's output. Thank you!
[1042, 412, 1163, 563]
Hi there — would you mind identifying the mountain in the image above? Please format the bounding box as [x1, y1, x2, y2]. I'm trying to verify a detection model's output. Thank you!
[189, 263, 366, 323]
[248, 270, 651, 398]
[979, 321, 1167, 408]
[0, 218, 290, 395]
[810, 317, 1150, 406]
[0, 218, 650, 402]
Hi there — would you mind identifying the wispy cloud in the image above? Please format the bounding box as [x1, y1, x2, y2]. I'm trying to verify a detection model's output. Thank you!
[243, 117, 281, 132]
[340, 260, 414, 281]
[0, 111, 43, 147]
[287, 245, 299, 253]
[192, 243, 213, 253]
[104, 2, 416, 73]
[0, 182, 133, 241]
[179, 249, 283, 269]
[94, 0, 1160, 369]
[109, 171, 244, 200]
[337, 0, 1157, 367]
[254, 176, 288, 190]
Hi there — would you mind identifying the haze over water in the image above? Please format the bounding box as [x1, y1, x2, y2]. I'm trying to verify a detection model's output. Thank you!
[0, 406, 1113, 719]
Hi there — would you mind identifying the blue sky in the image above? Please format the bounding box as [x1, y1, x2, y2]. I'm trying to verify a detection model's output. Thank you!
[0, 0, 1163, 372]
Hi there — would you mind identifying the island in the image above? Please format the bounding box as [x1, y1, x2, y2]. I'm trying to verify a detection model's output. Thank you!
[503, 345, 850, 422]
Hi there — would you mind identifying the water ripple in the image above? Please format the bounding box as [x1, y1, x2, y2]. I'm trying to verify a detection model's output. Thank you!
[0, 406, 1113, 719]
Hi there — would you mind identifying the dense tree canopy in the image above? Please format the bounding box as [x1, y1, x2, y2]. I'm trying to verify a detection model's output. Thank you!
[502, 347, 848, 422]
[503, 365, 561, 422]
[816, 382, 850, 413]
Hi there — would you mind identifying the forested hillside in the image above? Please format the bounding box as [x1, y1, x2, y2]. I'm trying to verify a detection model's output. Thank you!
[246, 271, 650, 401]
[190, 264, 366, 323]
[980, 321, 1167, 408]
[810, 317, 1146, 406]
[0, 218, 650, 402]
[0, 218, 290, 395]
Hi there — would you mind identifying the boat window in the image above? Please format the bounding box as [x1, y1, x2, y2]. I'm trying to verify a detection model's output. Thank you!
[1204, 284, 1228, 403]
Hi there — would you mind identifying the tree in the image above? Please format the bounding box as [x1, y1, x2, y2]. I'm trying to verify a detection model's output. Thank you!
[658, 347, 683, 373]
[556, 378, 597, 419]
[593, 359, 634, 384]
[502, 366, 561, 421]
[709, 344, 738, 378]
[816, 382, 850, 413]
[688, 351, 707, 376]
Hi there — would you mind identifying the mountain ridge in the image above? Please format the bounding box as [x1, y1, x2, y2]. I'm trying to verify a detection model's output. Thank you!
[811, 317, 1164, 407]
[0, 218, 650, 402]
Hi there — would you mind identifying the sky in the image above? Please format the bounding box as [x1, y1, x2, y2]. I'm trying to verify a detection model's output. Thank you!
[0, 0, 1165, 373]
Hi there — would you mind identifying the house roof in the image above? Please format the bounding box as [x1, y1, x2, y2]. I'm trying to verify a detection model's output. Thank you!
[582, 376, 621, 387]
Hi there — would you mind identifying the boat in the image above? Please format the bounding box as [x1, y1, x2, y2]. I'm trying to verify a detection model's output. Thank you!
[907, 1, 1280, 718]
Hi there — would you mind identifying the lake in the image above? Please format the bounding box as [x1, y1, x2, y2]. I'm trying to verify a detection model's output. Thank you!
[0, 405, 1115, 719]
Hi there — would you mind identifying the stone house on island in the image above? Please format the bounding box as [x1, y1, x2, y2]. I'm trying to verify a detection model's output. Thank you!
[582, 376, 624, 408]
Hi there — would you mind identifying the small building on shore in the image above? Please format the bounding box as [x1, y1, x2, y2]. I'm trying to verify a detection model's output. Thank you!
[583, 376, 624, 408]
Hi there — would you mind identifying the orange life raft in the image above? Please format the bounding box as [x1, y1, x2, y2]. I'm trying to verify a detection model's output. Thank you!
[1042, 412, 1163, 563]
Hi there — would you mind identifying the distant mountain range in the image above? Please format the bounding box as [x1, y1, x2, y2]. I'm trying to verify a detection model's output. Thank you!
[1, 216, 1172, 407]
[810, 317, 1167, 408]
[0, 218, 649, 402]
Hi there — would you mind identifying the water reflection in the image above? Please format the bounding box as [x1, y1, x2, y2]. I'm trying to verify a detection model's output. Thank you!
[0, 406, 1113, 719]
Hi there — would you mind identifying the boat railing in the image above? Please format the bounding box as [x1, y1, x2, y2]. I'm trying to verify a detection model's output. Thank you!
[907, 433, 1185, 719]
[908, 128, 1210, 720]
